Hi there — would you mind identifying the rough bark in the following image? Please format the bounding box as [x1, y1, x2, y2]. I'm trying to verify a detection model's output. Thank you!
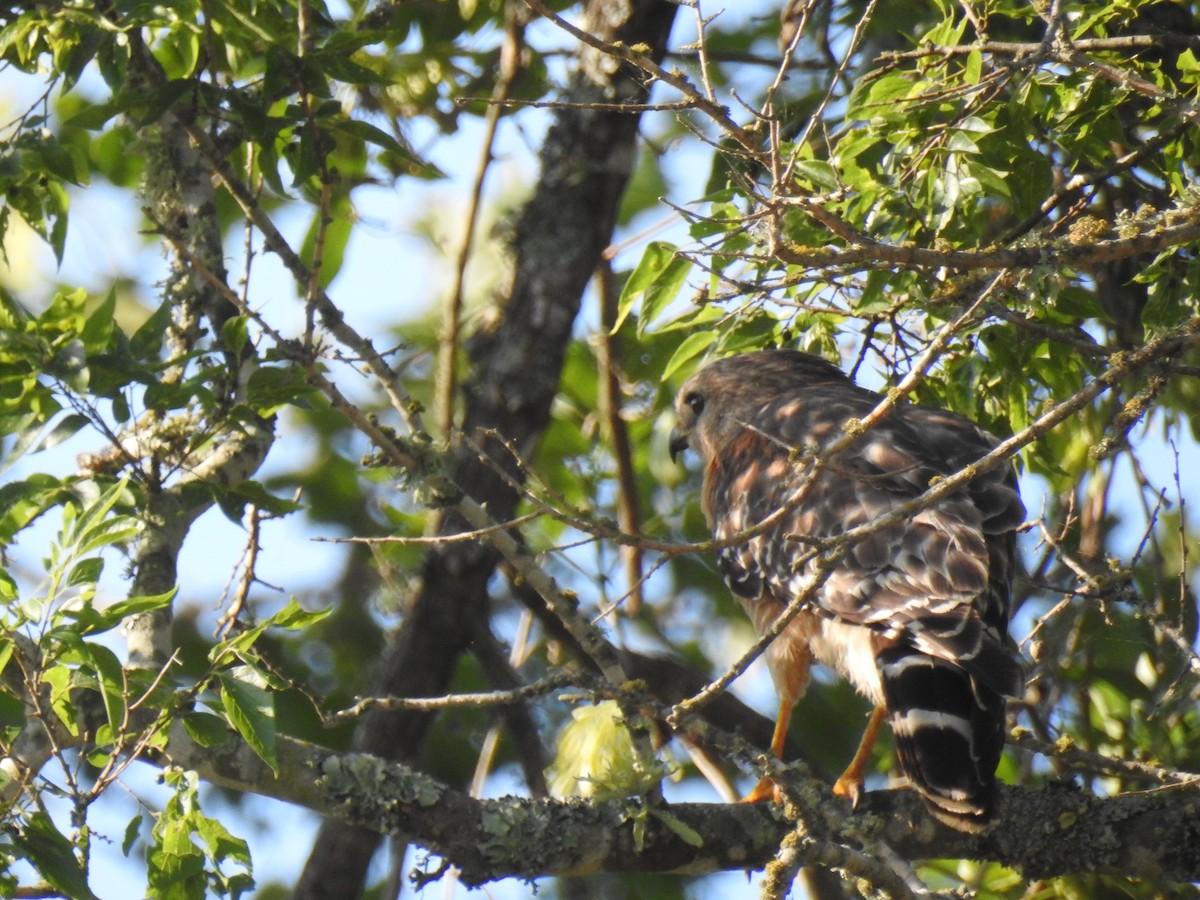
[167, 724, 1200, 889]
[293, 2, 680, 896]
[115, 29, 272, 669]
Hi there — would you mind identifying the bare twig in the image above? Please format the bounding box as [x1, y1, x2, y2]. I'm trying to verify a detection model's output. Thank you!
[523, 0, 758, 151]
[178, 123, 433, 442]
[878, 34, 1200, 63]
[1011, 731, 1199, 788]
[314, 513, 541, 545]
[455, 97, 697, 112]
[595, 260, 646, 614]
[217, 505, 262, 637]
[435, 8, 526, 441]
[323, 672, 581, 725]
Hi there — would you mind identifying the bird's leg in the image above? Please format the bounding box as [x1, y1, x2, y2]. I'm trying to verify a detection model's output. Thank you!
[832, 705, 887, 807]
[742, 693, 796, 803]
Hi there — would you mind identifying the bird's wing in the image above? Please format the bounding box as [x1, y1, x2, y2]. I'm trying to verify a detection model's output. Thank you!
[705, 386, 1023, 695]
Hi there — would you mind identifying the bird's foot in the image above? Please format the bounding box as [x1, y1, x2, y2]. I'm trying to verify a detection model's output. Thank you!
[831, 705, 885, 809]
[831, 772, 864, 808]
[741, 776, 783, 804]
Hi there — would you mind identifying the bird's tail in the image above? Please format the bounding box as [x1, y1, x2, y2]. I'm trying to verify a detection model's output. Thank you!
[875, 644, 1007, 832]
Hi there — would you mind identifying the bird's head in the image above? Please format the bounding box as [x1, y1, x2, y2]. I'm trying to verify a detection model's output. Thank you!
[668, 385, 704, 464]
[669, 357, 759, 465]
[669, 349, 848, 465]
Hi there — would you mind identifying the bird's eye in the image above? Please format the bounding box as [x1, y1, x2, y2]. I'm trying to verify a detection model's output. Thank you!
[685, 392, 704, 416]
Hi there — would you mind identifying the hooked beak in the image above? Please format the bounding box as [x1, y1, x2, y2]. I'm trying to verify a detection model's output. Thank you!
[669, 427, 690, 464]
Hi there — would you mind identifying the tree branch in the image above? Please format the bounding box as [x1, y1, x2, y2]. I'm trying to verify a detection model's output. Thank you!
[773, 202, 1200, 272]
[160, 724, 1200, 888]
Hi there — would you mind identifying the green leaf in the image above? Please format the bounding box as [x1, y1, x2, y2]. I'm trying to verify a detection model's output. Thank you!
[108, 587, 179, 620]
[182, 711, 233, 748]
[67, 476, 137, 555]
[653, 301, 721, 334]
[0, 474, 72, 543]
[0, 412, 48, 468]
[130, 301, 173, 358]
[14, 812, 97, 900]
[220, 481, 303, 520]
[64, 587, 178, 636]
[78, 641, 126, 732]
[661, 331, 717, 381]
[66, 556, 103, 586]
[147, 816, 205, 900]
[218, 666, 277, 774]
[82, 288, 116, 353]
[1177, 47, 1200, 85]
[148, 769, 253, 898]
[245, 365, 315, 415]
[112, 391, 131, 424]
[220, 316, 250, 357]
[851, 72, 915, 114]
[42, 664, 79, 735]
[0, 571, 15, 603]
[266, 598, 332, 630]
[36, 136, 82, 184]
[192, 814, 252, 881]
[62, 99, 122, 130]
[308, 50, 394, 86]
[122, 814, 143, 858]
[793, 159, 839, 191]
[213, 598, 331, 663]
[964, 48, 982, 85]
[300, 199, 352, 290]
[614, 241, 692, 337]
[209, 0, 277, 43]
[46, 180, 69, 264]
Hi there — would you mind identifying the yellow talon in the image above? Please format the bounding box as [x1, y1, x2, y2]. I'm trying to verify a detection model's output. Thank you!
[741, 776, 782, 804]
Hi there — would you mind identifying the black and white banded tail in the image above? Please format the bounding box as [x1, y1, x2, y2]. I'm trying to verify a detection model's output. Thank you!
[875, 643, 1009, 832]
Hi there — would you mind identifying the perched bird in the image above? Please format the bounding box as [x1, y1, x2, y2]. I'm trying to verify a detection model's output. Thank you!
[669, 349, 1023, 831]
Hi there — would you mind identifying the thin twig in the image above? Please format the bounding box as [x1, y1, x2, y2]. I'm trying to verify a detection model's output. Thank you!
[878, 34, 1200, 63]
[218, 505, 262, 637]
[435, 9, 525, 442]
[1010, 731, 1199, 787]
[314, 512, 542, 545]
[454, 97, 697, 112]
[595, 260, 645, 614]
[323, 672, 582, 725]
[523, 0, 758, 152]
[178, 122, 433, 442]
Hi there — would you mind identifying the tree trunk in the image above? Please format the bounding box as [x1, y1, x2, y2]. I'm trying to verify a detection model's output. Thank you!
[292, 2, 679, 896]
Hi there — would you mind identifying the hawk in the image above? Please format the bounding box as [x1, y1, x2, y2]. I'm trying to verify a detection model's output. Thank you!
[669, 349, 1023, 831]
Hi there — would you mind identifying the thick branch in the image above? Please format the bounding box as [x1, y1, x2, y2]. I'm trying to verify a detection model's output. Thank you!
[162, 724, 1200, 888]
[124, 416, 274, 668]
